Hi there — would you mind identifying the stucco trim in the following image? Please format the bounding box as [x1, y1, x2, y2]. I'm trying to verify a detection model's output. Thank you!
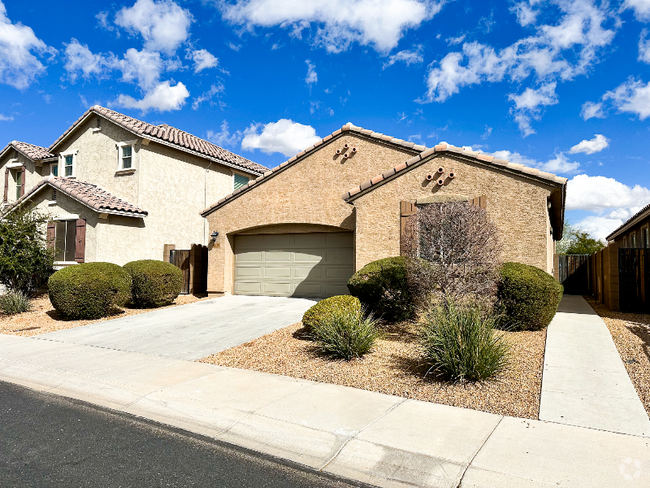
[200, 122, 425, 217]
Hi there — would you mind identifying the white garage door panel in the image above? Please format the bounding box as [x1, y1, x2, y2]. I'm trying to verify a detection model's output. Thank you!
[234, 232, 354, 298]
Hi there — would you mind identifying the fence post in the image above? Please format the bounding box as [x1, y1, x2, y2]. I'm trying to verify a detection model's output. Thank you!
[163, 244, 175, 263]
[553, 254, 560, 281]
[607, 243, 620, 312]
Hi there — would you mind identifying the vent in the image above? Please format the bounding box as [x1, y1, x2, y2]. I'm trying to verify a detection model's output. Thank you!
[52, 189, 57, 202]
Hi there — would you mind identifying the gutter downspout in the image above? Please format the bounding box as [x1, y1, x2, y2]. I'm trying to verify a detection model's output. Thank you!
[204, 161, 213, 245]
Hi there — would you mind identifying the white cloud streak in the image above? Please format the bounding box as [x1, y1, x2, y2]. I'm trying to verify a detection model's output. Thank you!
[114, 81, 189, 112]
[207, 120, 240, 147]
[305, 59, 317, 85]
[569, 134, 609, 155]
[219, 0, 442, 53]
[383, 45, 424, 69]
[490, 149, 580, 174]
[241, 119, 321, 157]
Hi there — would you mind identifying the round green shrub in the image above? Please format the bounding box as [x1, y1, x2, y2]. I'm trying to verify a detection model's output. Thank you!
[48, 263, 131, 320]
[347, 256, 414, 322]
[123, 260, 183, 308]
[302, 295, 361, 332]
[496, 262, 564, 331]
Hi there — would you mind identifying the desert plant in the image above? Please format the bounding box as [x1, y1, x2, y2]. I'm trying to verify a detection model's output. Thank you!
[123, 260, 183, 308]
[404, 202, 502, 308]
[421, 300, 510, 382]
[0, 208, 54, 295]
[495, 262, 563, 331]
[347, 256, 414, 322]
[48, 262, 132, 320]
[0, 290, 31, 315]
[302, 295, 361, 332]
[311, 307, 381, 360]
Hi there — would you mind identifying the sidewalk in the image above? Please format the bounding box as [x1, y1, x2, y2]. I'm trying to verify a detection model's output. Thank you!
[0, 296, 648, 487]
[540, 295, 650, 436]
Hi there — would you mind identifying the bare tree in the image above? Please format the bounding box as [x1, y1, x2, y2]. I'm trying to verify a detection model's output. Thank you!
[404, 202, 502, 308]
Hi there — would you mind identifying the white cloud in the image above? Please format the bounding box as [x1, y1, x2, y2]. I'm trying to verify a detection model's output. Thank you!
[569, 134, 609, 155]
[580, 100, 604, 119]
[207, 120, 240, 148]
[114, 81, 189, 112]
[305, 59, 317, 85]
[63, 39, 117, 82]
[115, 0, 193, 53]
[0, 2, 54, 89]
[603, 78, 650, 120]
[119, 48, 163, 89]
[566, 174, 650, 212]
[191, 49, 218, 73]
[625, 0, 650, 21]
[511, 1, 539, 26]
[446, 34, 466, 46]
[574, 215, 624, 241]
[192, 83, 225, 110]
[639, 30, 650, 64]
[508, 82, 559, 136]
[241, 119, 321, 157]
[481, 125, 492, 140]
[489, 149, 579, 174]
[0, 113, 13, 121]
[219, 0, 442, 53]
[383, 45, 423, 69]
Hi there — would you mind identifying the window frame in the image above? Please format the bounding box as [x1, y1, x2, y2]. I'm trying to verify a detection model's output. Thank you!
[642, 226, 650, 249]
[60, 150, 77, 178]
[116, 140, 138, 171]
[52, 217, 78, 264]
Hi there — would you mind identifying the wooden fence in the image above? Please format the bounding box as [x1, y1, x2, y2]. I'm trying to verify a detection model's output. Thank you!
[618, 248, 649, 313]
[556, 254, 590, 295]
[168, 244, 208, 295]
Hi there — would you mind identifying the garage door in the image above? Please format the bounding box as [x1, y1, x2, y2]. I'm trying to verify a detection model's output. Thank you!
[234, 233, 354, 298]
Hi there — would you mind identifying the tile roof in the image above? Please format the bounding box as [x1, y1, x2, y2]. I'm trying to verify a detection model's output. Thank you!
[14, 177, 147, 217]
[606, 201, 650, 241]
[49, 106, 267, 176]
[0, 141, 54, 161]
[342, 142, 568, 201]
[201, 122, 425, 216]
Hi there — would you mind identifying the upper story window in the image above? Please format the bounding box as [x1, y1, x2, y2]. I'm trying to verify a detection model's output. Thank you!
[631, 233, 637, 248]
[643, 227, 649, 248]
[121, 145, 132, 169]
[234, 173, 249, 190]
[61, 151, 76, 177]
[51, 163, 58, 177]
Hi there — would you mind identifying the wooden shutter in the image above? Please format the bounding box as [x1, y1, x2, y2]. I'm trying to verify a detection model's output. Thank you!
[3, 168, 8, 203]
[46, 221, 56, 249]
[19, 168, 25, 197]
[75, 219, 86, 263]
[400, 201, 417, 256]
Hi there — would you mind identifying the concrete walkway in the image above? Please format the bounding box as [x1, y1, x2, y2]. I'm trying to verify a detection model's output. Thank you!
[38, 295, 317, 360]
[540, 295, 650, 437]
[0, 330, 649, 487]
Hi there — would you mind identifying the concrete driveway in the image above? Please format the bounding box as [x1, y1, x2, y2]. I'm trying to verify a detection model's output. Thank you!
[38, 295, 317, 360]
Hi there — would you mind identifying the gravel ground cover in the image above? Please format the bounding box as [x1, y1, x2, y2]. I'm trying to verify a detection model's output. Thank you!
[0, 294, 208, 337]
[200, 321, 547, 419]
[586, 296, 650, 417]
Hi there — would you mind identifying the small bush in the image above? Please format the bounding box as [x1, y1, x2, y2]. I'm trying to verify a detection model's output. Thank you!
[123, 260, 183, 308]
[0, 291, 31, 315]
[421, 301, 510, 382]
[496, 262, 564, 331]
[311, 307, 381, 360]
[48, 263, 131, 320]
[302, 295, 361, 332]
[347, 256, 414, 322]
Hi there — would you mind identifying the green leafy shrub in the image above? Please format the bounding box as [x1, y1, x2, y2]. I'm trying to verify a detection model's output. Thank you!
[311, 307, 381, 360]
[123, 260, 183, 308]
[0, 209, 54, 295]
[421, 301, 510, 382]
[0, 290, 31, 315]
[48, 263, 131, 320]
[302, 295, 361, 332]
[496, 262, 564, 331]
[347, 256, 414, 322]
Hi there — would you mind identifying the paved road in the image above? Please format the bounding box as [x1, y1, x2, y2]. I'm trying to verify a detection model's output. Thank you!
[39, 295, 317, 360]
[0, 381, 366, 488]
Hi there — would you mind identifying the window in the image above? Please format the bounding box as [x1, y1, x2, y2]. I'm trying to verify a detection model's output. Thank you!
[234, 173, 249, 190]
[51, 163, 58, 177]
[15, 173, 21, 200]
[64, 154, 74, 177]
[120, 145, 133, 169]
[643, 227, 649, 248]
[54, 220, 77, 262]
[631, 233, 637, 248]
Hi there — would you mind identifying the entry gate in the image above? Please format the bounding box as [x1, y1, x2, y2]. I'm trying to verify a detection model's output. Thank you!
[557, 254, 590, 295]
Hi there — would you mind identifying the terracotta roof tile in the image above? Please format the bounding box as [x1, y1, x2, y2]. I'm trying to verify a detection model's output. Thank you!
[14, 177, 147, 217]
[49, 106, 266, 176]
[1, 141, 54, 161]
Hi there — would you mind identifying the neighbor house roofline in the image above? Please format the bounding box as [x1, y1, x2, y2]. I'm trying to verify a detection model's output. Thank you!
[606, 202, 650, 241]
[48, 106, 267, 177]
[4, 176, 148, 218]
[200, 122, 426, 217]
[0, 141, 55, 163]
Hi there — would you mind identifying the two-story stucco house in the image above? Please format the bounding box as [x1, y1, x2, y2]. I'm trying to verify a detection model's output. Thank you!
[1, 106, 266, 267]
[201, 122, 567, 298]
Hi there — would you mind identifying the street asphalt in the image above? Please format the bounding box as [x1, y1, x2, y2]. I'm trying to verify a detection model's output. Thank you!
[0, 381, 367, 488]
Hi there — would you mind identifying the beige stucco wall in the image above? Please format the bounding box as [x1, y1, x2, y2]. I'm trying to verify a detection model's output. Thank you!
[352, 154, 556, 273]
[0, 150, 49, 206]
[205, 133, 418, 294]
[47, 116, 246, 264]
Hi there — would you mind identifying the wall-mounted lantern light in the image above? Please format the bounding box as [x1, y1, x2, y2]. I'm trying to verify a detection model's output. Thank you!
[210, 231, 219, 242]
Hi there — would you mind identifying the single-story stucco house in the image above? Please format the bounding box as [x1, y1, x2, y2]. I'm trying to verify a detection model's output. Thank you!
[201, 122, 567, 298]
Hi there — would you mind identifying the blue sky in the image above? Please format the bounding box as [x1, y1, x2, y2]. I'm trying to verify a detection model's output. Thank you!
[1, 0, 650, 240]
